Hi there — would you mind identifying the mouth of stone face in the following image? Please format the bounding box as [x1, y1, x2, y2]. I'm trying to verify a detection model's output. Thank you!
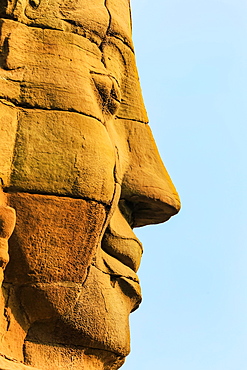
[100, 201, 143, 275]
[98, 248, 142, 312]
[99, 217, 143, 311]
[101, 231, 143, 273]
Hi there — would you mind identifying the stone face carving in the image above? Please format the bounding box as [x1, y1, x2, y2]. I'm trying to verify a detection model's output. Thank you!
[0, 1, 180, 369]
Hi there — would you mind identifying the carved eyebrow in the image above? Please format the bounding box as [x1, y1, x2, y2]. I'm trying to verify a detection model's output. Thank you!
[60, 18, 103, 46]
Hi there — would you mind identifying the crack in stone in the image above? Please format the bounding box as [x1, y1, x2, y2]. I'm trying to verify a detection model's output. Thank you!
[22, 340, 125, 358]
[103, 230, 143, 252]
[4, 189, 111, 209]
[108, 32, 134, 54]
[116, 115, 148, 124]
[3, 307, 10, 331]
[0, 352, 22, 364]
[3, 286, 11, 331]
[0, 96, 104, 124]
[92, 262, 139, 284]
[99, 0, 112, 67]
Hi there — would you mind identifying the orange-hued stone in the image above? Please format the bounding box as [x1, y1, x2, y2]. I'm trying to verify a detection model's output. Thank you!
[6, 193, 106, 284]
[0, 0, 180, 368]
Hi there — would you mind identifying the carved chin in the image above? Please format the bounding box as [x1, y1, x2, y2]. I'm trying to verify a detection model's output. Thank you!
[4, 192, 142, 359]
[23, 265, 140, 358]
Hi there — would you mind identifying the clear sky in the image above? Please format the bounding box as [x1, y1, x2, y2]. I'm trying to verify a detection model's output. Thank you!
[122, 1, 247, 369]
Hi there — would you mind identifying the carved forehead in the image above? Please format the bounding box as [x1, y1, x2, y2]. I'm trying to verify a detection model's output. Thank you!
[60, 0, 133, 47]
[1, 0, 133, 48]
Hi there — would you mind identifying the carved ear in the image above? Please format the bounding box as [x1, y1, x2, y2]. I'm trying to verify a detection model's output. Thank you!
[0, 204, 16, 270]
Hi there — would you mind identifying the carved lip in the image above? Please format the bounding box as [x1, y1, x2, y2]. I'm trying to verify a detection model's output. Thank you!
[99, 249, 142, 311]
[101, 232, 143, 273]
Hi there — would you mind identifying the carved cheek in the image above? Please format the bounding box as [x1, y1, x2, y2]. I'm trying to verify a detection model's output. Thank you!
[5, 193, 106, 285]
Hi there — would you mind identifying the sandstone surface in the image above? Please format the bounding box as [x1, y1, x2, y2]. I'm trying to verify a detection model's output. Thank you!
[0, 1, 180, 369]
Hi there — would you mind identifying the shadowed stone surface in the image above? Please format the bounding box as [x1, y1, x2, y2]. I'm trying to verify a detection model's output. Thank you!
[0, 0, 180, 369]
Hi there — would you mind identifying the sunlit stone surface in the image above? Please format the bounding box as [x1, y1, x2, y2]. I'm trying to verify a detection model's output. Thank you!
[0, 1, 180, 369]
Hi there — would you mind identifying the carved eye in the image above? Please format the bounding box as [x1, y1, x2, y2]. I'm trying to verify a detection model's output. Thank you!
[91, 72, 121, 116]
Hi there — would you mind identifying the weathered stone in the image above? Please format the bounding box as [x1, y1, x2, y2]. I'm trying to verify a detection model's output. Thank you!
[0, 0, 180, 369]
[5, 193, 106, 284]
[7, 110, 116, 203]
[106, 0, 133, 50]
[119, 119, 180, 226]
[0, 101, 18, 187]
[0, 354, 40, 370]
[102, 37, 148, 123]
[0, 19, 105, 119]
[23, 344, 125, 370]
[0, 0, 109, 45]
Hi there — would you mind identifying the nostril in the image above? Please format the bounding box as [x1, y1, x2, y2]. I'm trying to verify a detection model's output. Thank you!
[122, 195, 180, 228]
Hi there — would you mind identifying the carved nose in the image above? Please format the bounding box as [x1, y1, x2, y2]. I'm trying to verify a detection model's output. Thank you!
[120, 120, 180, 228]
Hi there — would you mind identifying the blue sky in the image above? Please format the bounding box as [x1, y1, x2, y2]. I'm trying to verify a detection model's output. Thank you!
[122, 1, 247, 369]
